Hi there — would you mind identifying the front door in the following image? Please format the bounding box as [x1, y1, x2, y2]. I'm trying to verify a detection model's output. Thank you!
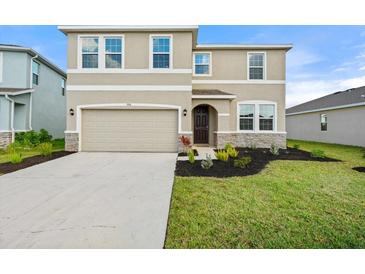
[194, 105, 209, 144]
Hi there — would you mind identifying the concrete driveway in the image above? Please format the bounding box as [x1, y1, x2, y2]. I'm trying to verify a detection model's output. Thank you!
[0, 152, 177, 248]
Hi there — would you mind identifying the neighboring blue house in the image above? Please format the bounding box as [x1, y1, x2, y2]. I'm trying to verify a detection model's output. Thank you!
[0, 44, 66, 148]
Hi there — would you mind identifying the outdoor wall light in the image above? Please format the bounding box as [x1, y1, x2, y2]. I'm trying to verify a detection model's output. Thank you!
[69, 108, 74, 116]
[183, 108, 187, 116]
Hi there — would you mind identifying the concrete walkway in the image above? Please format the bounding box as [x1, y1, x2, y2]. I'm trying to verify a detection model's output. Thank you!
[0, 152, 177, 248]
[177, 146, 217, 161]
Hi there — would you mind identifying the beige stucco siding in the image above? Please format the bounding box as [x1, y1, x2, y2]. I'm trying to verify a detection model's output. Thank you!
[67, 90, 192, 132]
[192, 84, 286, 132]
[192, 49, 286, 80]
[67, 32, 192, 70]
[286, 106, 365, 147]
[67, 73, 191, 85]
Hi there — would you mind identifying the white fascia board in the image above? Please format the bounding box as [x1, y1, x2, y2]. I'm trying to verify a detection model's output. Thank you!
[0, 89, 34, 95]
[196, 44, 293, 50]
[192, 80, 285, 84]
[286, 102, 365, 116]
[192, 95, 236, 99]
[67, 85, 192, 91]
[58, 25, 198, 33]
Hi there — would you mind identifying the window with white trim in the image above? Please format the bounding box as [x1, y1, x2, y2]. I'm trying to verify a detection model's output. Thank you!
[239, 104, 255, 130]
[81, 37, 99, 68]
[238, 102, 276, 132]
[259, 104, 275, 131]
[61, 78, 66, 96]
[152, 36, 171, 69]
[248, 52, 265, 80]
[32, 60, 40, 85]
[105, 37, 123, 68]
[320, 114, 327, 131]
[194, 52, 211, 75]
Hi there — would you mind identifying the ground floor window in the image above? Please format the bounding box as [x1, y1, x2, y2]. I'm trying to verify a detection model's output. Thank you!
[320, 113, 327, 131]
[238, 102, 276, 132]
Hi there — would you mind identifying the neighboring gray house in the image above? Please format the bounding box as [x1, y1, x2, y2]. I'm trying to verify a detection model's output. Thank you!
[286, 86, 365, 147]
[0, 44, 67, 148]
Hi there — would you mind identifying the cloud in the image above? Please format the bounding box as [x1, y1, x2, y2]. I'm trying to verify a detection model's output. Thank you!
[333, 67, 347, 72]
[287, 49, 323, 69]
[287, 75, 365, 107]
[359, 66, 365, 71]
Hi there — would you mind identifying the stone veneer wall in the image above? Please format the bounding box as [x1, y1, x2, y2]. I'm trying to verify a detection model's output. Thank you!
[215, 132, 287, 149]
[65, 132, 79, 152]
[178, 133, 193, 153]
[0, 132, 12, 149]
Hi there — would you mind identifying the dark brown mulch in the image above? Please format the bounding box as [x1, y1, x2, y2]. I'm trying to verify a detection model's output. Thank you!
[352, 167, 365, 173]
[175, 147, 340, 178]
[0, 151, 74, 174]
[177, 149, 198, 157]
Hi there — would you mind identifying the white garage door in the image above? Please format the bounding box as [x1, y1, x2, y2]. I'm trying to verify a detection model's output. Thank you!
[81, 109, 178, 152]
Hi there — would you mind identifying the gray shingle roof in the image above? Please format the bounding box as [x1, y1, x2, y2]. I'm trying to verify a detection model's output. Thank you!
[286, 86, 365, 114]
[192, 89, 234, 96]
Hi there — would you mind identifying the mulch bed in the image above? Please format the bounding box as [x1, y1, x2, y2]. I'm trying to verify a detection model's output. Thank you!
[175, 147, 340, 178]
[352, 167, 365, 173]
[177, 149, 198, 157]
[0, 151, 74, 174]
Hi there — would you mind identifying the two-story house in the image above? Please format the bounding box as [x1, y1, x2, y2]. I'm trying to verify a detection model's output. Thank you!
[58, 26, 292, 152]
[0, 44, 67, 148]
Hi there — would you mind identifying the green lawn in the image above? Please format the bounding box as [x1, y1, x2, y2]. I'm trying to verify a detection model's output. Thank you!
[165, 140, 365, 248]
[0, 139, 65, 165]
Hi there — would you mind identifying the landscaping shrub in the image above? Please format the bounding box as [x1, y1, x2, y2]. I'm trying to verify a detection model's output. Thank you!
[293, 144, 300, 149]
[249, 142, 257, 150]
[215, 149, 229, 162]
[15, 129, 52, 147]
[39, 129, 53, 143]
[270, 143, 280, 155]
[179, 135, 192, 152]
[38, 142, 53, 156]
[226, 146, 239, 158]
[233, 156, 252, 169]
[187, 149, 195, 164]
[224, 143, 234, 151]
[311, 149, 326, 158]
[9, 153, 23, 164]
[201, 155, 213, 169]
[5, 142, 22, 154]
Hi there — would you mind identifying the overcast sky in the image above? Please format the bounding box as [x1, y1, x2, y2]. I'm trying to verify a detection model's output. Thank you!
[1, 25, 365, 107]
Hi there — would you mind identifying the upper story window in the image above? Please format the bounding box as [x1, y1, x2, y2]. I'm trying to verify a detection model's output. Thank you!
[193, 52, 211, 76]
[105, 37, 123, 68]
[248, 52, 265, 80]
[32, 60, 40, 85]
[81, 37, 99, 68]
[320, 114, 327, 131]
[238, 102, 276, 132]
[151, 35, 172, 69]
[259, 104, 275, 131]
[61, 78, 66, 96]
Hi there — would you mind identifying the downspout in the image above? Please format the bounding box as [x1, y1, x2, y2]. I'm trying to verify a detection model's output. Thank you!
[29, 54, 38, 130]
[4, 94, 15, 143]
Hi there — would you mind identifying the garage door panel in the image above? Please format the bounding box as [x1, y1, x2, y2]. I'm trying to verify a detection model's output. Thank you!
[81, 109, 178, 152]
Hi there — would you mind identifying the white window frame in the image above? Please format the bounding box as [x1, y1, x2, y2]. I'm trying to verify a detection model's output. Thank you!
[61, 78, 66, 96]
[320, 113, 328, 131]
[77, 34, 125, 71]
[32, 60, 40, 85]
[104, 35, 124, 69]
[193, 52, 212, 76]
[0, 52, 3, 83]
[247, 52, 267, 81]
[237, 100, 277, 132]
[238, 104, 255, 131]
[149, 34, 173, 70]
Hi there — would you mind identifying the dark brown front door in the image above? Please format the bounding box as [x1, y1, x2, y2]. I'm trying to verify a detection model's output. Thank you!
[194, 105, 209, 144]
